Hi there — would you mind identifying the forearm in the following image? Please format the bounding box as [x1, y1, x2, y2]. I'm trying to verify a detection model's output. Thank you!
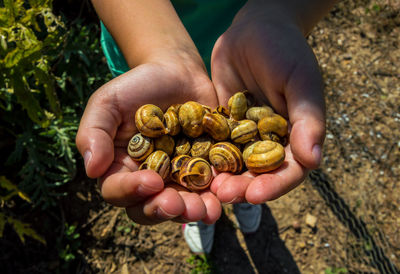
[239, 0, 339, 35]
[91, 0, 200, 67]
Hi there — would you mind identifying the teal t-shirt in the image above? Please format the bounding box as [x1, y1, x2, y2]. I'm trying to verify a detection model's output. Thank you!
[100, 0, 246, 77]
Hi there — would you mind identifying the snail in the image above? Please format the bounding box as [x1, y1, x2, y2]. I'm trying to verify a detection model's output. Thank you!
[135, 104, 167, 138]
[178, 157, 213, 191]
[174, 135, 191, 156]
[230, 119, 258, 144]
[154, 134, 175, 157]
[178, 101, 206, 138]
[244, 140, 285, 173]
[164, 108, 181, 136]
[202, 113, 231, 141]
[190, 136, 214, 160]
[127, 133, 154, 161]
[139, 150, 171, 180]
[170, 155, 191, 183]
[258, 114, 288, 144]
[228, 91, 248, 121]
[246, 105, 274, 122]
[212, 105, 230, 118]
[209, 142, 243, 174]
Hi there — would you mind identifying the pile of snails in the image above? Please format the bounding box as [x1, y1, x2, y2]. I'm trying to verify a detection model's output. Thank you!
[127, 91, 288, 192]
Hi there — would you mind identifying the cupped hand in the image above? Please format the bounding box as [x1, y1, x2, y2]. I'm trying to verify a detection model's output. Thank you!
[76, 55, 221, 225]
[210, 3, 326, 203]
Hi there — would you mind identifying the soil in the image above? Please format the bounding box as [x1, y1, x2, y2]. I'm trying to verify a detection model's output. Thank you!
[2, 0, 399, 273]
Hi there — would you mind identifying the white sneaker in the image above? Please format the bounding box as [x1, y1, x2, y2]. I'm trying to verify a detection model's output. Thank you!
[183, 221, 215, 254]
[233, 203, 262, 234]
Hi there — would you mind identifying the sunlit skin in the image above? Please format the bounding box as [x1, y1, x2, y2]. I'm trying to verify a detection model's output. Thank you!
[77, 0, 336, 225]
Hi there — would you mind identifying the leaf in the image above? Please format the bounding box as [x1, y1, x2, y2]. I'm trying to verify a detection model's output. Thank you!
[8, 216, 46, 245]
[0, 176, 31, 202]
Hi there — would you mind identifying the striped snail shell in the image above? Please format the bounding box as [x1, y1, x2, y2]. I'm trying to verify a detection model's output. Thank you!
[190, 136, 214, 160]
[154, 134, 175, 157]
[170, 155, 191, 183]
[164, 108, 181, 136]
[127, 133, 154, 161]
[202, 113, 230, 141]
[212, 105, 230, 118]
[230, 119, 258, 144]
[228, 91, 248, 121]
[208, 142, 243, 174]
[139, 150, 171, 180]
[178, 101, 206, 138]
[178, 157, 213, 191]
[258, 114, 288, 145]
[246, 105, 274, 122]
[175, 135, 191, 156]
[135, 104, 167, 138]
[244, 140, 285, 173]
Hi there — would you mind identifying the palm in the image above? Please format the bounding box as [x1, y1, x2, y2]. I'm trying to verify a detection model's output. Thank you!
[210, 18, 325, 203]
[77, 62, 221, 224]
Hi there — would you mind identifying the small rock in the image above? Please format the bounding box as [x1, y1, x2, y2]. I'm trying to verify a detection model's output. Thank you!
[305, 213, 318, 228]
[297, 241, 306, 249]
[292, 220, 301, 232]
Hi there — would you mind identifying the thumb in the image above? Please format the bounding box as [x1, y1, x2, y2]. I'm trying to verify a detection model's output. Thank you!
[76, 94, 120, 178]
[285, 52, 326, 169]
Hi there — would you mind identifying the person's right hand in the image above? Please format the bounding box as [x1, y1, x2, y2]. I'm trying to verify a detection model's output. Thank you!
[76, 53, 222, 225]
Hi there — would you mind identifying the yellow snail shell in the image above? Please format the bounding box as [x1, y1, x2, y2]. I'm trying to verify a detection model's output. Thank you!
[190, 136, 214, 160]
[154, 135, 175, 157]
[258, 114, 288, 144]
[209, 142, 243, 174]
[244, 140, 285, 173]
[175, 135, 191, 156]
[127, 133, 154, 161]
[246, 105, 274, 122]
[202, 113, 231, 141]
[178, 157, 213, 191]
[164, 109, 181, 136]
[170, 155, 191, 183]
[228, 91, 248, 121]
[230, 119, 258, 144]
[135, 104, 167, 138]
[178, 101, 206, 138]
[139, 150, 171, 180]
[212, 105, 230, 118]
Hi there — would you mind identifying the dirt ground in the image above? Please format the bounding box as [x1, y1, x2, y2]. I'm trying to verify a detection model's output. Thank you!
[3, 0, 399, 273]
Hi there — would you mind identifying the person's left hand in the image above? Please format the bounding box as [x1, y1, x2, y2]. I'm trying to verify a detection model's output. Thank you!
[209, 2, 326, 204]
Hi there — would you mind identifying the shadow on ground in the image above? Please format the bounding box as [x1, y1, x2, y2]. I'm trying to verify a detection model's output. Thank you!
[211, 204, 300, 274]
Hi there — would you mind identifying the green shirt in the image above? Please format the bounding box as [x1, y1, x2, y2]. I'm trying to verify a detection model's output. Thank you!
[100, 0, 246, 77]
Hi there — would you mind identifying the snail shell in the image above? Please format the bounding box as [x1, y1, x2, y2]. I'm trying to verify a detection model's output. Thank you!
[209, 142, 243, 174]
[164, 109, 181, 136]
[178, 101, 206, 138]
[135, 104, 167, 138]
[190, 136, 214, 160]
[139, 150, 171, 180]
[178, 157, 213, 191]
[154, 135, 175, 156]
[127, 133, 154, 161]
[230, 119, 258, 144]
[175, 136, 191, 156]
[170, 155, 191, 183]
[258, 114, 288, 144]
[246, 105, 274, 122]
[167, 104, 182, 113]
[244, 140, 285, 173]
[228, 92, 248, 121]
[212, 106, 230, 118]
[202, 113, 230, 141]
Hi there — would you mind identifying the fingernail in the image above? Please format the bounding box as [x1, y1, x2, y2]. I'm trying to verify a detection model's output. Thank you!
[83, 150, 92, 169]
[312, 145, 322, 166]
[155, 207, 177, 219]
[223, 196, 243, 204]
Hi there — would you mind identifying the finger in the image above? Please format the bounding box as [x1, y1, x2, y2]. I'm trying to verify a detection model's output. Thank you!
[215, 174, 253, 204]
[172, 191, 207, 223]
[76, 93, 121, 178]
[200, 191, 222, 225]
[209, 172, 232, 194]
[245, 146, 308, 204]
[285, 47, 326, 169]
[125, 187, 185, 225]
[99, 169, 164, 207]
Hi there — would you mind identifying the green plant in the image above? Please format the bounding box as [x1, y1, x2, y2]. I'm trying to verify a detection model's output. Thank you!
[187, 254, 216, 274]
[57, 222, 81, 263]
[325, 267, 348, 274]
